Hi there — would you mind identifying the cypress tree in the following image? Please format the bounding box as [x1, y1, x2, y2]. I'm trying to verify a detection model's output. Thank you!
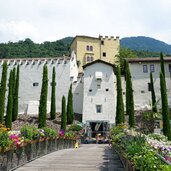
[67, 84, 74, 124]
[12, 65, 20, 121]
[160, 72, 171, 139]
[125, 61, 135, 128]
[0, 62, 7, 123]
[160, 52, 165, 78]
[115, 66, 124, 125]
[150, 72, 157, 113]
[50, 67, 56, 119]
[5, 70, 13, 129]
[38, 65, 48, 128]
[61, 96, 66, 130]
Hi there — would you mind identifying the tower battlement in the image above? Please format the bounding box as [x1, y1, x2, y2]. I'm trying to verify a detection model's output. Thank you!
[99, 35, 119, 41]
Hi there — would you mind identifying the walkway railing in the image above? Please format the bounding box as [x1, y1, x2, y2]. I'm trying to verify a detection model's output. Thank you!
[0, 138, 76, 171]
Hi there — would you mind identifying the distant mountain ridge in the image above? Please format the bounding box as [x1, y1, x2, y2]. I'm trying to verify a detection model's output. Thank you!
[120, 36, 171, 54]
[60, 36, 171, 55]
[0, 36, 170, 58]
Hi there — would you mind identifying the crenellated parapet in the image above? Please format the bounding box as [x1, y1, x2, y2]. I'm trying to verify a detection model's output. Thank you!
[0, 57, 73, 67]
[99, 35, 119, 41]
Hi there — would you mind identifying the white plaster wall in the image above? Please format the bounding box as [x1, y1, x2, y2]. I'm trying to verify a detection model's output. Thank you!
[123, 62, 171, 110]
[82, 63, 116, 124]
[73, 81, 83, 114]
[0, 57, 78, 115]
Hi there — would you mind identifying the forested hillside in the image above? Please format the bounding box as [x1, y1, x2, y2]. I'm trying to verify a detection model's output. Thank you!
[0, 36, 170, 58]
[0, 37, 73, 58]
[121, 36, 171, 54]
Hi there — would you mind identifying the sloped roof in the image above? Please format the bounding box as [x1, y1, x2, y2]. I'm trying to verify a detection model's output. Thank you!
[83, 59, 115, 69]
[127, 57, 171, 63]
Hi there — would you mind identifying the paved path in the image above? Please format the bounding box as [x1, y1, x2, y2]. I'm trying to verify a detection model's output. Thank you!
[15, 144, 124, 171]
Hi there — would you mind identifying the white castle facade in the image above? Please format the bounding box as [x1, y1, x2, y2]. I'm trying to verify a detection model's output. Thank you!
[1, 35, 171, 137]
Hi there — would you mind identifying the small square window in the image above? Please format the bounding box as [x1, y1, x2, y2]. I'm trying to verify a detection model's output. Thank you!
[143, 65, 148, 73]
[150, 64, 155, 72]
[101, 41, 104, 45]
[33, 82, 39, 86]
[89, 89, 92, 92]
[97, 84, 101, 89]
[103, 52, 106, 57]
[141, 90, 145, 93]
[106, 88, 109, 91]
[96, 105, 102, 113]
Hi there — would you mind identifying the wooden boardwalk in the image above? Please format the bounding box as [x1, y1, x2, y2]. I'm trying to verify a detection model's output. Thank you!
[15, 144, 124, 171]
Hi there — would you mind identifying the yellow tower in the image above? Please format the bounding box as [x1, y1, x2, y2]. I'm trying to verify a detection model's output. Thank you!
[70, 35, 120, 72]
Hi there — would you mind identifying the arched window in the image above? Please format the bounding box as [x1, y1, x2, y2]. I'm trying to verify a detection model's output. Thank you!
[86, 45, 89, 51]
[87, 56, 90, 62]
[90, 46, 93, 51]
[91, 56, 93, 62]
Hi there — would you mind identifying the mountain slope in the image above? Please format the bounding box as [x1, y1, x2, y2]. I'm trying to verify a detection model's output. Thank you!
[120, 36, 171, 54]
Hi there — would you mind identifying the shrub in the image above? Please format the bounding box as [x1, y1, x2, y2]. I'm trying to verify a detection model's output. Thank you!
[68, 124, 82, 132]
[20, 125, 34, 141]
[42, 127, 57, 138]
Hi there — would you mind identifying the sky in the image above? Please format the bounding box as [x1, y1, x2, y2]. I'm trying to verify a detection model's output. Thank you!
[0, 0, 171, 44]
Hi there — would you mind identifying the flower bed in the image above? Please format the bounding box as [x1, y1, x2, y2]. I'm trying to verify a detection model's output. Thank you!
[0, 124, 77, 171]
[111, 125, 171, 171]
[0, 138, 75, 171]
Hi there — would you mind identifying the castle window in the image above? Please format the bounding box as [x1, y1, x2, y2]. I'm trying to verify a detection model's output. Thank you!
[90, 56, 93, 62]
[101, 40, 104, 45]
[102, 52, 106, 57]
[96, 105, 102, 113]
[33, 82, 39, 87]
[87, 56, 90, 62]
[143, 65, 148, 73]
[97, 84, 101, 89]
[168, 64, 171, 72]
[90, 46, 93, 51]
[141, 90, 145, 93]
[86, 45, 89, 51]
[150, 64, 155, 72]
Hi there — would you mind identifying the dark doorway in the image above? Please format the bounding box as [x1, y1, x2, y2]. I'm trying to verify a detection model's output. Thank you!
[90, 122, 109, 138]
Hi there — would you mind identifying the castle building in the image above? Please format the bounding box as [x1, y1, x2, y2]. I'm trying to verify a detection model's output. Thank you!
[70, 35, 120, 72]
[126, 57, 171, 110]
[1, 35, 171, 137]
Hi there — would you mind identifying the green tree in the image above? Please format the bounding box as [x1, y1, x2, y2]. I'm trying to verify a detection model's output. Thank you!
[160, 72, 171, 139]
[160, 52, 165, 78]
[117, 48, 137, 68]
[67, 84, 74, 124]
[12, 65, 20, 121]
[61, 96, 67, 130]
[38, 65, 48, 128]
[115, 66, 124, 125]
[50, 67, 56, 119]
[150, 72, 157, 113]
[125, 60, 135, 128]
[5, 70, 13, 129]
[0, 62, 8, 123]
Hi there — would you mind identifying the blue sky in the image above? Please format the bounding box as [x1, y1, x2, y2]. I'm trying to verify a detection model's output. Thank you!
[0, 0, 171, 44]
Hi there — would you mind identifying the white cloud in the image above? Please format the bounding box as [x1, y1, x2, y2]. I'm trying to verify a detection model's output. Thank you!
[0, 0, 171, 44]
[0, 20, 40, 42]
